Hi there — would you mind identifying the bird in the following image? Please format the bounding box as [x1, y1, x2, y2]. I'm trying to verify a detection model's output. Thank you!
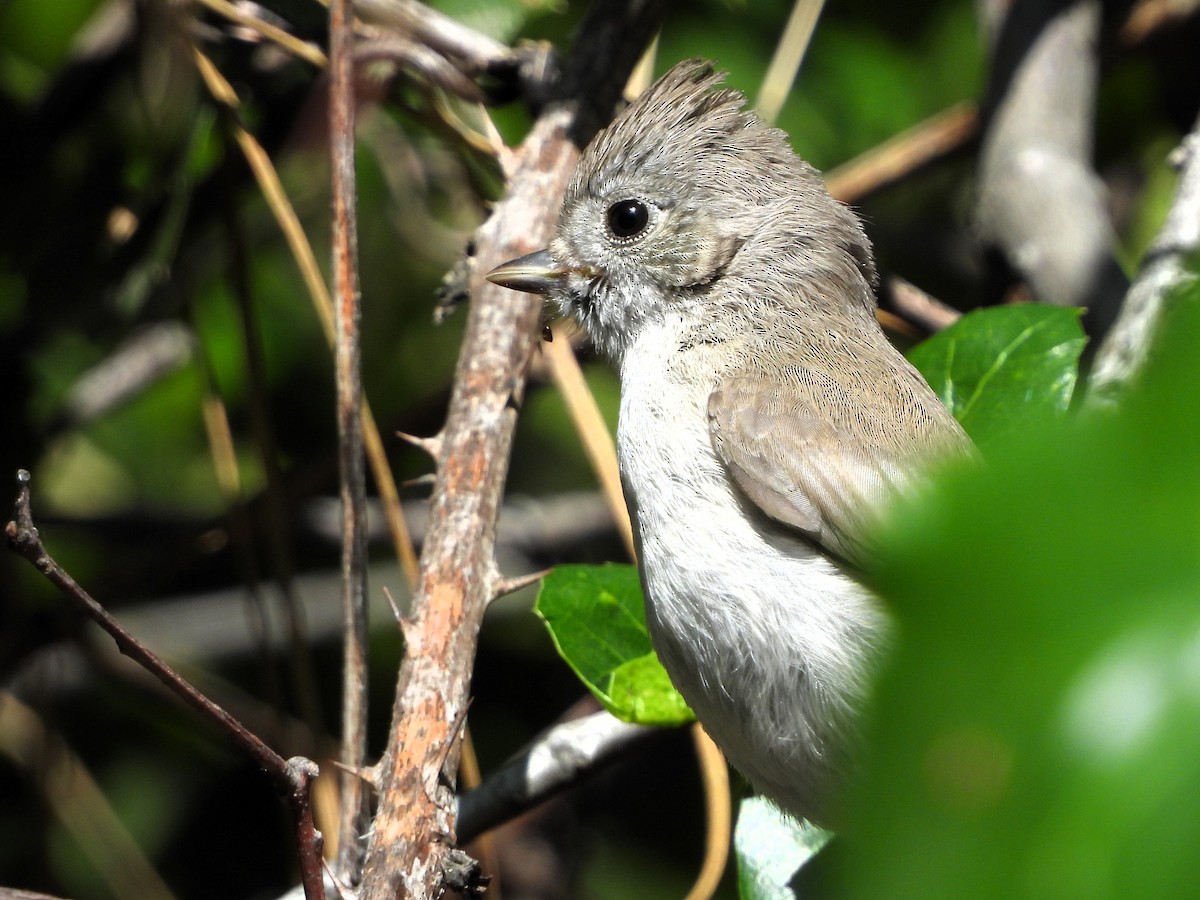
[487, 59, 973, 825]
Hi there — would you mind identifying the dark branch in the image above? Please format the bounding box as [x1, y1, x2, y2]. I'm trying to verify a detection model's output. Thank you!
[329, 0, 371, 884]
[5, 470, 326, 900]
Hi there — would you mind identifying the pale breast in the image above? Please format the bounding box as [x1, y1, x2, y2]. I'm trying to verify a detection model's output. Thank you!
[615, 321, 886, 823]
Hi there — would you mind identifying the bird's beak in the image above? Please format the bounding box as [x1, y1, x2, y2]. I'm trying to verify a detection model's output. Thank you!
[485, 249, 570, 295]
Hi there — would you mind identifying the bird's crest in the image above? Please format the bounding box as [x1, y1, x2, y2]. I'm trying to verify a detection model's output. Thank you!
[573, 59, 789, 197]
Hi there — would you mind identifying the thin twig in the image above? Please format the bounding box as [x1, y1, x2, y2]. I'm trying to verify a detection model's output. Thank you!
[191, 44, 421, 590]
[328, 0, 371, 882]
[5, 471, 326, 900]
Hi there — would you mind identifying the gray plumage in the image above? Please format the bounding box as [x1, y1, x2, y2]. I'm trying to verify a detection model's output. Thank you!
[488, 59, 973, 824]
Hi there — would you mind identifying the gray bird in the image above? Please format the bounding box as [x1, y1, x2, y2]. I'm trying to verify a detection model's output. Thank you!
[488, 59, 973, 824]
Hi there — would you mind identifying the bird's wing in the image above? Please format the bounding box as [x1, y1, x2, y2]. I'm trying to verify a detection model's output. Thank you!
[707, 360, 971, 567]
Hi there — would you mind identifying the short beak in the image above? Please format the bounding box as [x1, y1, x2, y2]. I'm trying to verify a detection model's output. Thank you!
[485, 249, 569, 295]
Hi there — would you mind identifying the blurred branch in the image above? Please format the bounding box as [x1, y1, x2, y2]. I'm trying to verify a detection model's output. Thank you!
[0, 693, 175, 900]
[825, 102, 979, 204]
[1088, 114, 1200, 404]
[974, 0, 1128, 339]
[756, 0, 826, 125]
[196, 0, 328, 67]
[1, 491, 616, 702]
[456, 709, 659, 844]
[60, 323, 194, 427]
[355, 1, 667, 896]
[1121, 0, 1200, 43]
[328, 0, 371, 882]
[354, 0, 514, 75]
[880, 276, 963, 334]
[684, 725, 731, 900]
[4, 472, 327, 900]
[351, 0, 559, 107]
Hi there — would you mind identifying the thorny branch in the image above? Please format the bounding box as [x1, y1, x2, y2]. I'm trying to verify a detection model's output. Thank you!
[354, 2, 667, 897]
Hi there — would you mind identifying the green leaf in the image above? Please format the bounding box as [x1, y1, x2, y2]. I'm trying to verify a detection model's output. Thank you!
[535, 564, 694, 726]
[736, 797, 832, 900]
[837, 284, 1200, 899]
[907, 304, 1087, 451]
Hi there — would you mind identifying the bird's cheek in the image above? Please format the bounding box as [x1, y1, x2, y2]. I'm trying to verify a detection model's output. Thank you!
[557, 275, 596, 322]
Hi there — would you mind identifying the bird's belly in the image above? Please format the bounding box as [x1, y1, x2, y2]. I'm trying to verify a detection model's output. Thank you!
[616, 368, 884, 822]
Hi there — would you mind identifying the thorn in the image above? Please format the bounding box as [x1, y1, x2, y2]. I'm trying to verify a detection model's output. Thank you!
[382, 585, 405, 625]
[331, 760, 381, 790]
[491, 567, 551, 602]
[401, 473, 437, 489]
[396, 430, 443, 460]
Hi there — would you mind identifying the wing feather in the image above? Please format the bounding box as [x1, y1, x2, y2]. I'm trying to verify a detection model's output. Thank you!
[708, 360, 971, 566]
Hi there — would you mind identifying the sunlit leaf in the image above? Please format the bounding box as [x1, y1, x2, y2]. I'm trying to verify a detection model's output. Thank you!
[535, 564, 694, 726]
[908, 304, 1087, 451]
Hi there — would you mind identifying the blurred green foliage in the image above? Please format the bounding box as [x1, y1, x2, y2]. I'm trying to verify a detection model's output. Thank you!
[839, 280, 1200, 900]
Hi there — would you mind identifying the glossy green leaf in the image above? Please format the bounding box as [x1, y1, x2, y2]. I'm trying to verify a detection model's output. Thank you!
[907, 304, 1087, 451]
[736, 797, 831, 900]
[837, 285, 1200, 899]
[535, 564, 694, 726]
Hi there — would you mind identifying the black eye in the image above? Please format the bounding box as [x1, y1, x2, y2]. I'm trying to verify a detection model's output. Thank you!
[606, 199, 649, 239]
